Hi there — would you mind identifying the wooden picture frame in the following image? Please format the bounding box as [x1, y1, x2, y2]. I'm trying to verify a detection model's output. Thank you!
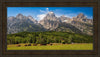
[0, 0, 99, 57]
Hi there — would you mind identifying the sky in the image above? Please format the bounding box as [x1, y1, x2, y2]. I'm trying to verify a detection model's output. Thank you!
[7, 7, 93, 21]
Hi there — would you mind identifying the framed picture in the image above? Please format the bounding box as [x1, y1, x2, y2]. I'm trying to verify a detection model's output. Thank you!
[0, 0, 99, 56]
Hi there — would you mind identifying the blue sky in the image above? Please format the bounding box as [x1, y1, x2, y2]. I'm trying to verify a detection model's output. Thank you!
[7, 7, 93, 21]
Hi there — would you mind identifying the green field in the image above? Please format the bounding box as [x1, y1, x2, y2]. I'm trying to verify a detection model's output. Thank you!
[7, 31, 93, 50]
[7, 43, 93, 50]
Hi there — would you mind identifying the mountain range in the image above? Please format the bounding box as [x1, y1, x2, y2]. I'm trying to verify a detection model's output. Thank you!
[7, 11, 93, 35]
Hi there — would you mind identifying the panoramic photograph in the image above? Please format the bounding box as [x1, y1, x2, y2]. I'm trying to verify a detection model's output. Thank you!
[7, 7, 93, 50]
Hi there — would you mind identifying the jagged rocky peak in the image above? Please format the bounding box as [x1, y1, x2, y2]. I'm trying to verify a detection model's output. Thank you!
[60, 15, 70, 19]
[7, 13, 93, 35]
[58, 15, 72, 23]
[16, 13, 23, 17]
[39, 11, 60, 30]
[58, 15, 67, 20]
[72, 13, 88, 22]
[48, 11, 54, 15]
[16, 13, 24, 19]
[7, 16, 16, 22]
[47, 11, 55, 17]
[16, 13, 29, 20]
[28, 15, 35, 21]
[8, 16, 15, 20]
[77, 13, 86, 18]
[28, 15, 33, 19]
[28, 15, 38, 24]
[43, 11, 58, 21]
[61, 15, 66, 17]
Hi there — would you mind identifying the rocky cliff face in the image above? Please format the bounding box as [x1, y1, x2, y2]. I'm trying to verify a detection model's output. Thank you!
[7, 14, 46, 34]
[39, 11, 60, 30]
[72, 13, 93, 24]
[39, 12, 93, 35]
[58, 15, 72, 23]
[7, 12, 93, 35]
[71, 13, 93, 35]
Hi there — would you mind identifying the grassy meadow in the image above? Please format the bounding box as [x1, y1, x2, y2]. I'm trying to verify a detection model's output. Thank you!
[7, 43, 93, 50]
[7, 31, 93, 50]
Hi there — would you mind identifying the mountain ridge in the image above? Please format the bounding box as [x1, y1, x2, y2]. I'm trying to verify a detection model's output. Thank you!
[7, 12, 93, 35]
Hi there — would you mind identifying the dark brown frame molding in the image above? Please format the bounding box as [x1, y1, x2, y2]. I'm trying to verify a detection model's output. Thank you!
[2, 2, 98, 55]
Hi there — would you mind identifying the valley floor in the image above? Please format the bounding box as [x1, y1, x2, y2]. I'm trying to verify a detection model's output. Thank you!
[7, 43, 93, 50]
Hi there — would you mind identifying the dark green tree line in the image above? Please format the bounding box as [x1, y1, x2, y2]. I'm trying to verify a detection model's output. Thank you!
[7, 31, 93, 44]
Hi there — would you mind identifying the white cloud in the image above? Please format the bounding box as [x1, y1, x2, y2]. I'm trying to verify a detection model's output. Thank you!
[40, 10, 46, 13]
[40, 8, 49, 13]
[37, 14, 46, 20]
[46, 8, 49, 11]
[37, 8, 49, 21]
[46, 8, 49, 12]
